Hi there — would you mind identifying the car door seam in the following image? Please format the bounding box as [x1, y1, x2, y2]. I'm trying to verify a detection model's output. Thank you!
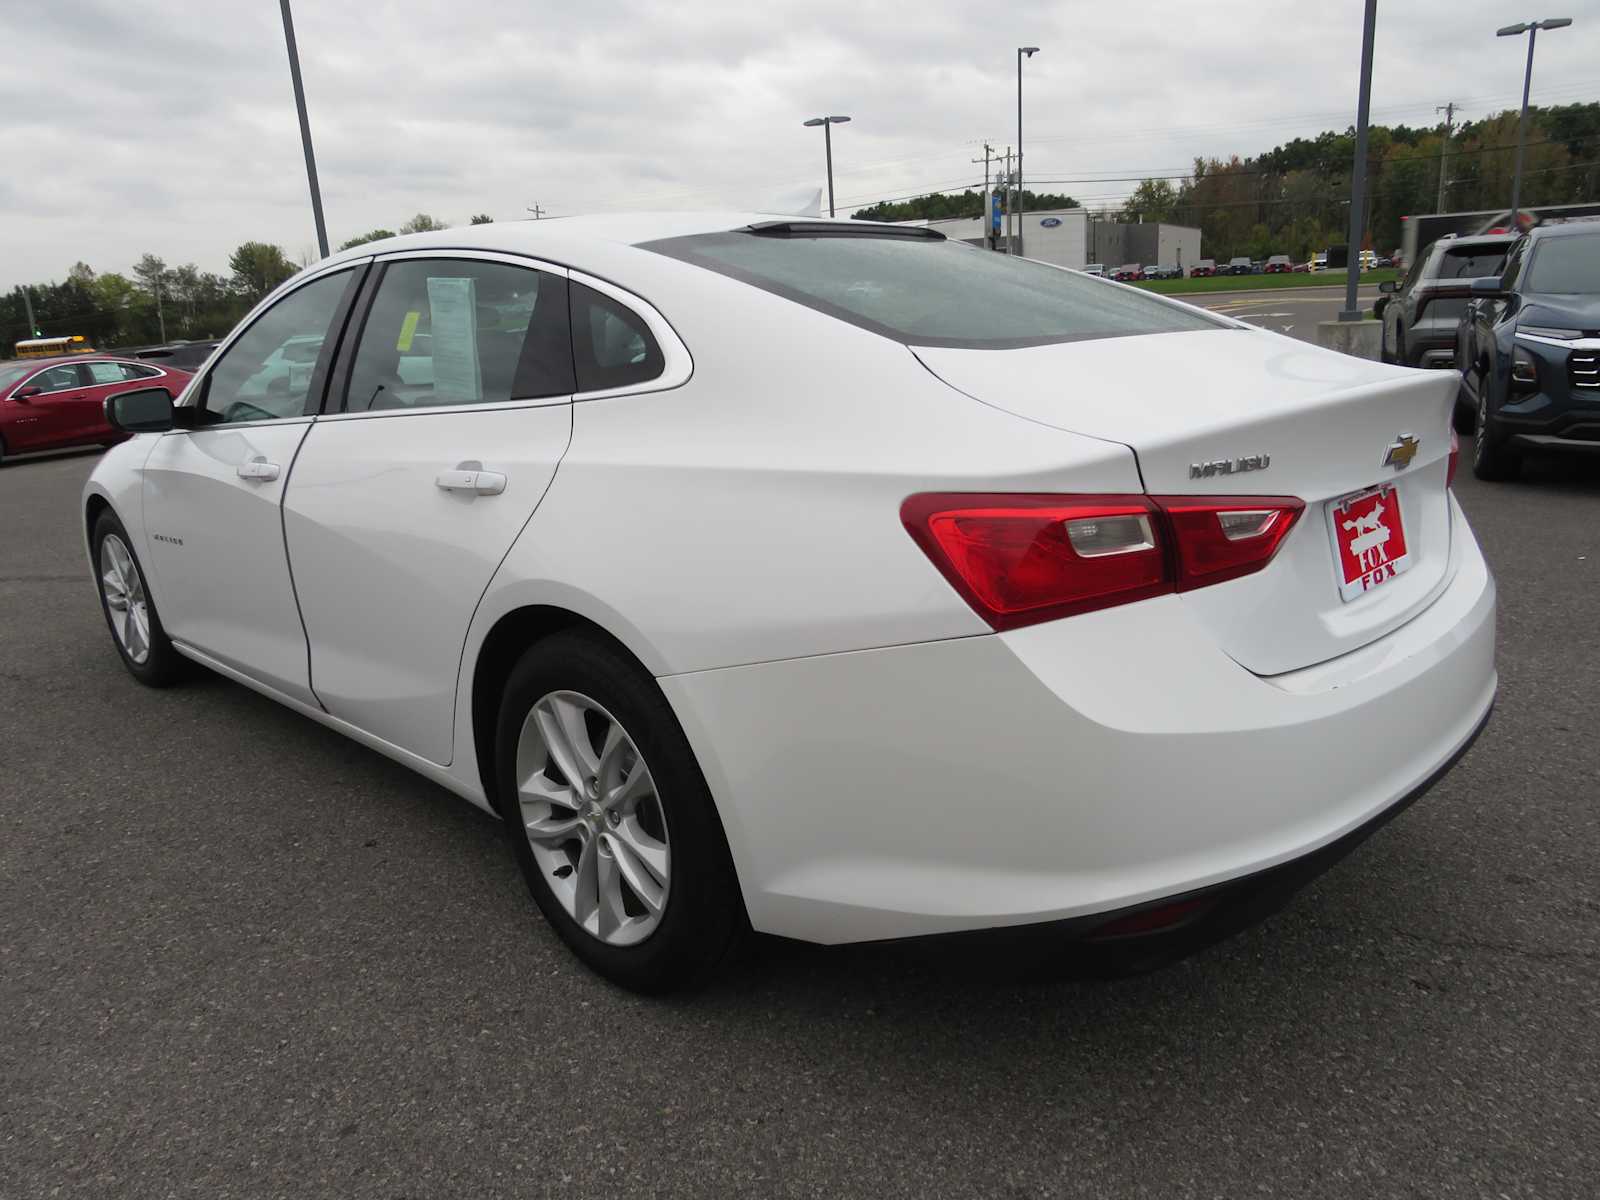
[277, 417, 329, 713]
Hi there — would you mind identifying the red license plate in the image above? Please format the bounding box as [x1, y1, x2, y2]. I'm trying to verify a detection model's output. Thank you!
[1326, 483, 1411, 602]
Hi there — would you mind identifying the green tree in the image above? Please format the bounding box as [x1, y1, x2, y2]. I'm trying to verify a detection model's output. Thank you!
[399, 212, 447, 234]
[228, 242, 296, 301]
[469, 213, 494, 225]
[338, 228, 397, 251]
[1123, 178, 1178, 223]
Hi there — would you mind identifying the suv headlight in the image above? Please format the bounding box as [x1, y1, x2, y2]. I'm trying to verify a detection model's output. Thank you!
[1519, 325, 1582, 340]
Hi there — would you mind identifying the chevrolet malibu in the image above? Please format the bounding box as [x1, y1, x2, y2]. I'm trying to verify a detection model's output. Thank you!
[84, 215, 1496, 991]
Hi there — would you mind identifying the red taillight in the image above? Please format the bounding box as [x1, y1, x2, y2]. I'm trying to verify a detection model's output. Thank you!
[901, 493, 1303, 630]
[1153, 494, 1304, 590]
[1447, 428, 1460, 488]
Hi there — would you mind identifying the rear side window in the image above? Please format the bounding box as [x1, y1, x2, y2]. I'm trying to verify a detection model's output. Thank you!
[344, 258, 574, 413]
[570, 282, 664, 392]
[645, 230, 1223, 349]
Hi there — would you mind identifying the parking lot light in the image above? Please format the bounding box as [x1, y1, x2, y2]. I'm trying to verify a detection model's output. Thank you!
[1017, 47, 1040, 256]
[1497, 17, 1573, 220]
[804, 116, 851, 218]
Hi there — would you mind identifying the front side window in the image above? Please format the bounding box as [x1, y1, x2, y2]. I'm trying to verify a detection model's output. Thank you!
[645, 229, 1223, 349]
[1526, 234, 1600, 295]
[343, 258, 573, 413]
[32, 364, 85, 393]
[199, 270, 352, 424]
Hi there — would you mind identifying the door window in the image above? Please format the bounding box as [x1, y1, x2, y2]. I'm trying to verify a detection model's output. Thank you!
[570, 282, 664, 392]
[31, 364, 85, 393]
[198, 270, 353, 424]
[343, 259, 574, 413]
[85, 361, 153, 384]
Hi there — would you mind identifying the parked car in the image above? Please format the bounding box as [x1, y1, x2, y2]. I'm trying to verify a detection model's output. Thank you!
[1292, 261, 1311, 273]
[1111, 263, 1143, 282]
[1082, 263, 1107, 278]
[1224, 256, 1255, 276]
[1310, 252, 1329, 272]
[1190, 259, 1217, 278]
[84, 214, 1495, 992]
[1456, 221, 1600, 480]
[128, 340, 222, 372]
[0, 356, 191, 464]
[1375, 233, 1515, 370]
[1145, 264, 1180, 280]
[1263, 255, 1293, 274]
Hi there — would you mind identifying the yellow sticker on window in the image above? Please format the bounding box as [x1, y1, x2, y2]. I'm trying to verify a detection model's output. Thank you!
[396, 310, 421, 352]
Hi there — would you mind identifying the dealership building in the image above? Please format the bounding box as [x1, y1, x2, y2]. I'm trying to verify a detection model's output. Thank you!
[915, 208, 1203, 273]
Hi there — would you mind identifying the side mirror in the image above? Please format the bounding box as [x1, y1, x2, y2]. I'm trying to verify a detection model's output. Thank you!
[1470, 276, 1507, 298]
[105, 387, 176, 433]
[12, 385, 42, 401]
[1377, 280, 1398, 294]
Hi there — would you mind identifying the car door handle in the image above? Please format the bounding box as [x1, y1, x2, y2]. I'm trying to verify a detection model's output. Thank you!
[435, 460, 507, 496]
[237, 457, 281, 482]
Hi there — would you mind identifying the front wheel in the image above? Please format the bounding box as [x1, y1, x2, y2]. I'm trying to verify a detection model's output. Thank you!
[1471, 375, 1522, 482]
[494, 631, 743, 992]
[92, 511, 187, 685]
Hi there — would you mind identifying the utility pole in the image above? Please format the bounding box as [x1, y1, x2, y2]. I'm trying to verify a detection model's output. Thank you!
[526, 203, 546, 219]
[1001, 146, 1013, 253]
[972, 143, 994, 247]
[278, 0, 329, 260]
[1017, 46, 1039, 259]
[1435, 102, 1456, 212]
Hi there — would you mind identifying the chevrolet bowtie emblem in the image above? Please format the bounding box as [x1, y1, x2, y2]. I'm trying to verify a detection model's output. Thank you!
[1383, 434, 1420, 471]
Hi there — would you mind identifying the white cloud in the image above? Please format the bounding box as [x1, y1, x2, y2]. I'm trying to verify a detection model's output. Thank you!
[0, 0, 1592, 288]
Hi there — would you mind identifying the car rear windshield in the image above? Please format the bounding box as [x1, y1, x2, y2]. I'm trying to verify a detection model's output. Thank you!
[1527, 234, 1600, 294]
[1434, 246, 1509, 280]
[643, 229, 1224, 348]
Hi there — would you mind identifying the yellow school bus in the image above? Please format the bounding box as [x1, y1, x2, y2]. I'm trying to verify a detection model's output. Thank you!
[14, 335, 93, 359]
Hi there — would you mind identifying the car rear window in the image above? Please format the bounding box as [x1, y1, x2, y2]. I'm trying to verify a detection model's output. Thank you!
[1527, 233, 1600, 294]
[643, 229, 1224, 349]
[1434, 246, 1509, 280]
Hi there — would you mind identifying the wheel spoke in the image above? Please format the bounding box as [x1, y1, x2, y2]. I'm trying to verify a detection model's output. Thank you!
[609, 822, 667, 914]
[606, 758, 655, 813]
[125, 606, 148, 660]
[535, 695, 598, 786]
[570, 833, 600, 928]
[596, 721, 627, 796]
[595, 843, 630, 939]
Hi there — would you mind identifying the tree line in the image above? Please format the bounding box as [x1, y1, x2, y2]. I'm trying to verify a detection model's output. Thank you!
[853, 103, 1600, 262]
[2, 212, 490, 352]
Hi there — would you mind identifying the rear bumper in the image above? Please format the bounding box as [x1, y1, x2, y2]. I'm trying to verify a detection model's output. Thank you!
[661, 500, 1496, 945]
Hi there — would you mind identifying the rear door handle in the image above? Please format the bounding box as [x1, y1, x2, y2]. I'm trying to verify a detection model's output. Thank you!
[435, 460, 507, 496]
[237, 457, 281, 482]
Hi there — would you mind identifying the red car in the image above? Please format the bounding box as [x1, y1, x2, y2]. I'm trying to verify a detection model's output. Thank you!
[0, 356, 191, 464]
[1263, 255, 1293, 274]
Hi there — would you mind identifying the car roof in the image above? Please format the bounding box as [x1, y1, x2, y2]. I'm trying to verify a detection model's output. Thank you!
[0, 354, 174, 370]
[1437, 234, 1517, 251]
[1527, 219, 1600, 240]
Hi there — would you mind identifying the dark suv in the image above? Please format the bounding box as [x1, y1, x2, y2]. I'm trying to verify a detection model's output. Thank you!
[1375, 234, 1515, 369]
[1455, 221, 1600, 480]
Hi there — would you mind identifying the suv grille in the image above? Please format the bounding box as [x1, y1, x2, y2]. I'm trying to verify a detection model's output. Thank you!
[1571, 350, 1600, 390]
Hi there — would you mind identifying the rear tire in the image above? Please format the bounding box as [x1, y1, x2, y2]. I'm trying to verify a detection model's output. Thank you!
[1470, 373, 1522, 482]
[91, 511, 187, 686]
[493, 630, 743, 993]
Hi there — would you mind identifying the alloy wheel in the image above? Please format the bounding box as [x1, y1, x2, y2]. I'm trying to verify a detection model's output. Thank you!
[100, 534, 151, 665]
[514, 690, 671, 947]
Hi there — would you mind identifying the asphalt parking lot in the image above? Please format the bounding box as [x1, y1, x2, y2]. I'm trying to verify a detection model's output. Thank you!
[3, 441, 1598, 1198]
[1193, 283, 1384, 340]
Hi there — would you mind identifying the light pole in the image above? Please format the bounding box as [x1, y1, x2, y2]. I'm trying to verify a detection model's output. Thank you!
[803, 115, 851, 218]
[1016, 47, 1039, 256]
[278, 0, 329, 259]
[1339, 0, 1377, 323]
[1497, 17, 1572, 222]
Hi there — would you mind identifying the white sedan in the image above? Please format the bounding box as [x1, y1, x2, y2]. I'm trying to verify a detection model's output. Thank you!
[84, 214, 1496, 991]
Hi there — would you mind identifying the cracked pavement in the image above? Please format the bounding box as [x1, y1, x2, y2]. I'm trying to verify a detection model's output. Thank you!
[2, 446, 1597, 1199]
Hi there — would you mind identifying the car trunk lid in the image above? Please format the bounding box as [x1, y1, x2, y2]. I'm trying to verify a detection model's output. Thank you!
[913, 328, 1459, 675]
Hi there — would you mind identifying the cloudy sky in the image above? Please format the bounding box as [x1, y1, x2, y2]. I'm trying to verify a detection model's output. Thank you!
[1, 0, 1593, 291]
